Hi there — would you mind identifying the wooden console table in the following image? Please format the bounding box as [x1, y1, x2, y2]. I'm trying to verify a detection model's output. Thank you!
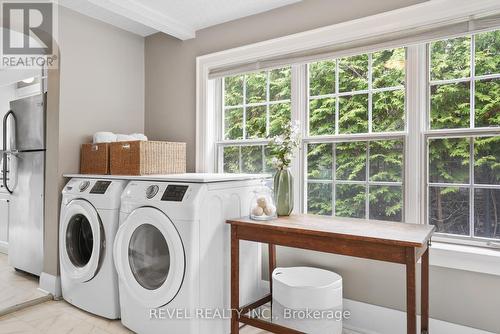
[227, 214, 435, 334]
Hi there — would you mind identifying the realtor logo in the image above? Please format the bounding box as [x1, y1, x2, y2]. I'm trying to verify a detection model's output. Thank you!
[1, 1, 58, 68]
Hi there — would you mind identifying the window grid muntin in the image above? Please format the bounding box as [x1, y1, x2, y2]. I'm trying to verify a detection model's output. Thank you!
[428, 31, 500, 130]
[221, 68, 291, 173]
[305, 137, 405, 221]
[426, 30, 500, 241]
[219, 142, 278, 174]
[426, 134, 500, 240]
[308, 48, 406, 137]
[222, 69, 291, 141]
[305, 48, 406, 221]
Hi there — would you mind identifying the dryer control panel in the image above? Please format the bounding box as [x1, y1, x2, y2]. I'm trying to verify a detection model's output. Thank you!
[90, 181, 112, 194]
[161, 185, 189, 201]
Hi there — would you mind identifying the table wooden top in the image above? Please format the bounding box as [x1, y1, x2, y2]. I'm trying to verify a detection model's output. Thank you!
[227, 214, 435, 247]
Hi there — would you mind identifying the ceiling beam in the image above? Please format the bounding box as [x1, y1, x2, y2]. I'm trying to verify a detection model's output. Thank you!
[85, 0, 196, 39]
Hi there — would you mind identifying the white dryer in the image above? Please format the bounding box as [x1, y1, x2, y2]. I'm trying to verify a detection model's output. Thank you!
[60, 178, 128, 319]
[114, 174, 266, 334]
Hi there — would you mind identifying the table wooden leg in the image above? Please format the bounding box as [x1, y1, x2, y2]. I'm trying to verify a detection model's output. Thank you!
[231, 226, 240, 334]
[268, 244, 276, 295]
[421, 247, 429, 334]
[406, 248, 417, 334]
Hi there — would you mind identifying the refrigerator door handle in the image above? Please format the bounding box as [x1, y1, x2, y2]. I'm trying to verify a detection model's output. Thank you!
[3, 110, 16, 194]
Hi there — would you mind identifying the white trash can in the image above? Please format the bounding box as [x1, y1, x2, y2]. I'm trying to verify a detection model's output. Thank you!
[272, 267, 343, 334]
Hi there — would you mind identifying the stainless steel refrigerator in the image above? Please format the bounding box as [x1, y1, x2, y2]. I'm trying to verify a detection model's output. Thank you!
[2, 93, 45, 276]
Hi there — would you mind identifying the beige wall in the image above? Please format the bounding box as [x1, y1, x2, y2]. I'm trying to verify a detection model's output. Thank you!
[144, 0, 500, 332]
[44, 7, 145, 276]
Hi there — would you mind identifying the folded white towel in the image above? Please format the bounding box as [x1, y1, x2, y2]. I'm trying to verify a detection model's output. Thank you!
[130, 133, 148, 141]
[115, 134, 136, 142]
[93, 132, 117, 143]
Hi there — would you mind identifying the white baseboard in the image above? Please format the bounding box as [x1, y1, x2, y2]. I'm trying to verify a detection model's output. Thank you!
[39, 272, 62, 298]
[259, 280, 493, 334]
[343, 299, 493, 334]
[0, 241, 8, 254]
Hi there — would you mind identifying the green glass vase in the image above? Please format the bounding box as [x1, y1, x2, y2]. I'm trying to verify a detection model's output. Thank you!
[274, 168, 293, 216]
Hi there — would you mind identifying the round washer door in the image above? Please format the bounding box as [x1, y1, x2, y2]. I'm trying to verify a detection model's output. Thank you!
[60, 199, 104, 283]
[114, 207, 185, 308]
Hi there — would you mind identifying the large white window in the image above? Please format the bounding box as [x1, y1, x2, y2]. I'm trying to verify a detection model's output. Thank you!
[426, 30, 500, 241]
[214, 28, 500, 245]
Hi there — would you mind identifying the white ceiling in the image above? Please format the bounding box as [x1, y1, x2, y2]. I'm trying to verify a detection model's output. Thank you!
[59, 0, 301, 40]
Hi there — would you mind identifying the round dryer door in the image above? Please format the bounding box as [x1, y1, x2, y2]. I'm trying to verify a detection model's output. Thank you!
[114, 207, 185, 308]
[60, 199, 104, 282]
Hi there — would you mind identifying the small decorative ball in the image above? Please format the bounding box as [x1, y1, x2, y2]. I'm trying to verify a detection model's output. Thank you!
[264, 205, 276, 216]
[257, 196, 268, 208]
[252, 205, 264, 216]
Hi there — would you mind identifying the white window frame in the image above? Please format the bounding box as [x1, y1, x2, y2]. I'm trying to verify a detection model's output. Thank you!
[196, 0, 500, 250]
[302, 48, 408, 221]
[217, 69, 292, 175]
[424, 31, 500, 247]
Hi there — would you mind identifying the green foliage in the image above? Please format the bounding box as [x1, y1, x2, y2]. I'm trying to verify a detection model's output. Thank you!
[336, 184, 366, 218]
[307, 47, 406, 221]
[369, 186, 403, 222]
[369, 140, 403, 182]
[306, 140, 403, 220]
[430, 82, 470, 129]
[270, 67, 291, 100]
[372, 90, 405, 132]
[223, 146, 239, 173]
[474, 136, 500, 184]
[224, 108, 243, 140]
[475, 79, 500, 127]
[474, 30, 500, 76]
[429, 138, 470, 184]
[428, 30, 500, 237]
[269, 103, 291, 136]
[339, 94, 368, 134]
[339, 54, 368, 92]
[373, 48, 405, 88]
[223, 67, 291, 173]
[309, 98, 335, 135]
[309, 60, 335, 96]
[246, 72, 267, 103]
[241, 146, 263, 173]
[336, 142, 366, 181]
[224, 76, 243, 106]
[246, 106, 266, 139]
[307, 143, 333, 180]
[431, 36, 470, 80]
[307, 183, 332, 216]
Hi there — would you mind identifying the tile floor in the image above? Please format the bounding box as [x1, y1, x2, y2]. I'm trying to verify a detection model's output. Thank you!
[0, 300, 357, 333]
[0, 300, 270, 334]
[0, 253, 358, 333]
[0, 254, 49, 311]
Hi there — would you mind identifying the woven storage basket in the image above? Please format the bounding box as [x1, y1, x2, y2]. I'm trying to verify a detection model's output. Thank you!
[110, 141, 186, 175]
[80, 143, 110, 174]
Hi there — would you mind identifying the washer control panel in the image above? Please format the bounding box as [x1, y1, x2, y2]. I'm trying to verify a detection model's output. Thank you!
[90, 180, 112, 194]
[161, 185, 189, 201]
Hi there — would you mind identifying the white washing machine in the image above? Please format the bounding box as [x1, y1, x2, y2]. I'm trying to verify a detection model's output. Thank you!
[114, 174, 266, 334]
[60, 178, 128, 319]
